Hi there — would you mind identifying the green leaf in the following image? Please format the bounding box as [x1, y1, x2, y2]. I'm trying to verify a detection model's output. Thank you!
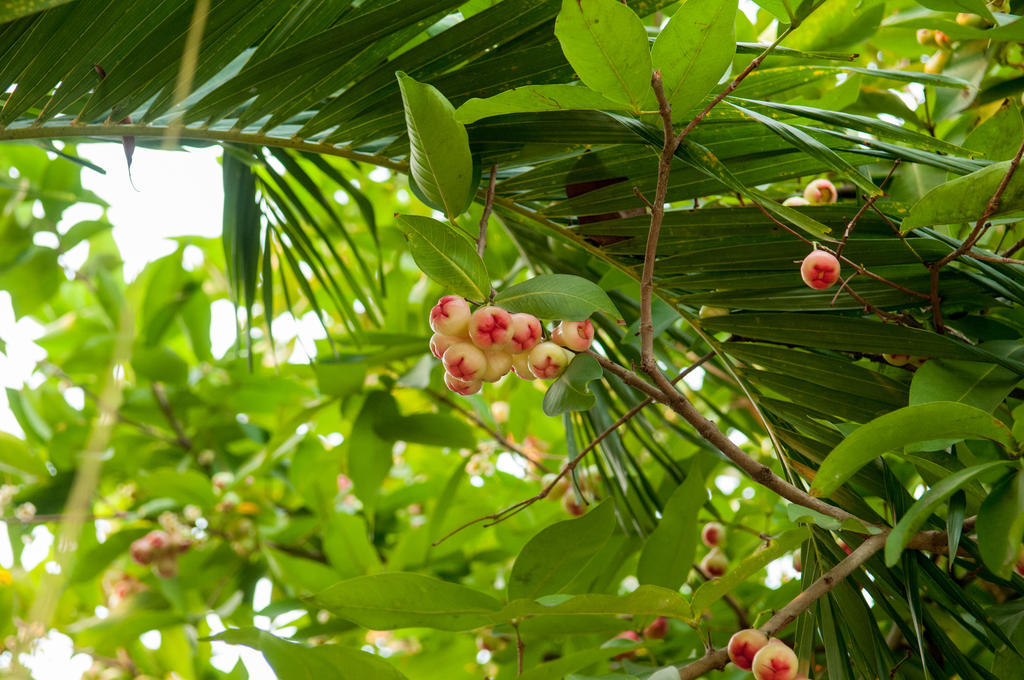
[265, 547, 345, 594]
[378, 413, 477, 450]
[504, 585, 693, 621]
[210, 628, 408, 680]
[494, 274, 619, 320]
[554, 0, 652, 111]
[395, 214, 490, 301]
[650, 0, 737, 120]
[691, 529, 805, 614]
[396, 71, 475, 219]
[910, 357, 1022, 414]
[885, 461, 1012, 566]
[323, 514, 383, 579]
[0, 0, 74, 23]
[508, 499, 616, 601]
[137, 468, 218, 509]
[314, 572, 504, 631]
[221, 147, 261, 366]
[542, 353, 603, 416]
[636, 467, 705, 590]
[728, 102, 879, 196]
[902, 160, 1024, 231]
[455, 84, 626, 124]
[810, 402, 1016, 497]
[346, 391, 401, 515]
[0, 431, 48, 477]
[976, 468, 1024, 578]
[520, 647, 639, 680]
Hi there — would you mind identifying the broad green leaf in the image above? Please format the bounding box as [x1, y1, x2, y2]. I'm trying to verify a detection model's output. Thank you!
[0, 0, 74, 23]
[507, 499, 616, 601]
[554, 0, 652, 110]
[810, 402, 1015, 497]
[913, 0, 993, 21]
[264, 547, 345, 594]
[0, 431, 47, 477]
[323, 514, 383, 579]
[314, 572, 503, 631]
[885, 461, 1012, 566]
[494, 274, 620, 319]
[378, 413, 476, 449]
[520, 647, 638, 680]
[396, 71, 475, 219]
[137, 468, 218, 509]
[785, 0, 885, 51]
[395, 214, 490, 301]
[455, 84, 626, 124]
[346, 391, 401, 515]
[650, 0, 737, 120]
[503, 585, 693, 621]
[222, 147, 261, 364]
[902, 160, 1024, 231]
[636, 467, 705, 590]
[691, 529, 805, 613]
[910, 357, 1021, 413]
[964, 99, 1024, 161]
[976, 468, 1024, 578]
[210, 628, 408, 680]
[542, 353, 603, 416]
[728, 102, 879, 196]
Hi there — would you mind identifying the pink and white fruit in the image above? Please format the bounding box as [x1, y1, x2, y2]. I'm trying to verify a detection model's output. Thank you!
[153, 554, 179, 579]
[508, 313, 543, 353]
[511, 352, 535, 380]
[643, 616, 668, 640]
[130, 530, 171, 566]
[553, 320, 594, 352]
[563, 492, 586, 516]
[429, 295, 471, 336]
[1015, 545, 1024, 577]
[728, 629, 769, 671]
[468, 306, 514, 349]
[613, 630, 641, 660]
[800, 250, 841, 290]
[481, 349, 513, 382]
[702, 522, 725, 547]
[528, 342, 571, 379]
[442, 342, 488, 381]
[444, 372, 482, 396]
[802, 178, 838, 205]
[751, 639, 799, 680]
[782, 196, 810, 207]
[792, 549, 802, 573]
[429, 333, 462, 360]
[701, 547, 728, 577]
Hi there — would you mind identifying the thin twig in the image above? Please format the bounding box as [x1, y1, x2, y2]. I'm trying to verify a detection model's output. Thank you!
[432, 356, 714, 545]
[151, 383, 192, 450]
[676, 533, 886, 680]
[928, 136, 1024, 332]
[477, 164, 498, 258]
[834, 161, 900, 259]
[429, 389, 550, 474]
[588, 351, 869, 527]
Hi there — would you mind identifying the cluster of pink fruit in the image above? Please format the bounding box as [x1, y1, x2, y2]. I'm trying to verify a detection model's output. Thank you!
[429, 295, 594, 395]
[129, 529, 190, 578]
[729, 629, 806, 680]
[700, 521, 729, 577]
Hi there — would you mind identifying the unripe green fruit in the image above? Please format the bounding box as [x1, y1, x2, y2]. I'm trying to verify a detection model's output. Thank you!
[916, 28, 936, 46]
[699, 305, 730, 319]
[782, 196, 810, 207]
[925, 50, 951, 74]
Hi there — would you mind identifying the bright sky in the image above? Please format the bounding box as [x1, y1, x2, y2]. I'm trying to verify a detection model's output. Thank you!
[0, 143, 279, 679]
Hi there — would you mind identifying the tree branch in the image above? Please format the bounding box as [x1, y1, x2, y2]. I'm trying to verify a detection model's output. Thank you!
[676, 533, 886, 680]
[477, 164, 498, 258]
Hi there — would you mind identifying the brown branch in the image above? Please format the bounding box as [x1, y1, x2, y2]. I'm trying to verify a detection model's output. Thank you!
[834, 161, 900, 259]
[928, 136, 1024, 332]
[432, 356, 713, 545]
[477, 164, 498, 258]
[1000, 234, 1024, 258]
[676, 533, 886, 680]
[588, 352, 867, 527]
[151, 383, 192, 450]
